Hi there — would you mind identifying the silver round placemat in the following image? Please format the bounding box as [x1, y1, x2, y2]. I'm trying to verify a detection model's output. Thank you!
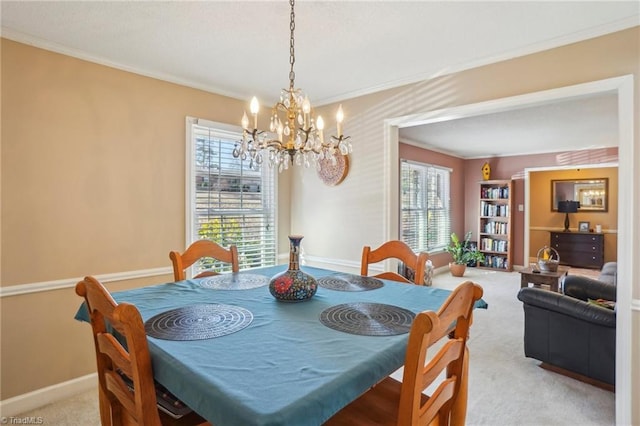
[317, 273, 384, 291]
[197, 273, 269, 290]
[145, 304, 253, 341]
[319, 302, 415, 336]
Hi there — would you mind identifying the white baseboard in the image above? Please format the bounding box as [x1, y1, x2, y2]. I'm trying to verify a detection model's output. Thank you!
[0, 373, 97, 418]
[304, 255, 374, 273]
[432, 265, 449, 275]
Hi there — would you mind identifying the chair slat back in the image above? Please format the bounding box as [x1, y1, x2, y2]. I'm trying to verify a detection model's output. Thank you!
[361, 240, 429, 285]
[76, 276, 162, 426]
[398, 281, 483, 426]
[421, 375, 456, 424]
[170, 240, 239, 281]
[432, 281, 482, 343]
[372, 271, 412, 284]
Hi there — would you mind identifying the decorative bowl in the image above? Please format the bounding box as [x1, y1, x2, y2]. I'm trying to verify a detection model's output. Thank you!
[536, 246, 560, 272]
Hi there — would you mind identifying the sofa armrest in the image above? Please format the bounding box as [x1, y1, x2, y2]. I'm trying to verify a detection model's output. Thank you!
[563, 274, 616, 302]
[599, 262, 617, 285]
[517, 287, 615, 328]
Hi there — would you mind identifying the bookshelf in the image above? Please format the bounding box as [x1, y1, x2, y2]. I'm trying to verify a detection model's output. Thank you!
[478, 180, 513, 271]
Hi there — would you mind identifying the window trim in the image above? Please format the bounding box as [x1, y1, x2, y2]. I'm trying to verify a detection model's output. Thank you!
[400, 159, 452, 253]
[185, 117, 278, 274]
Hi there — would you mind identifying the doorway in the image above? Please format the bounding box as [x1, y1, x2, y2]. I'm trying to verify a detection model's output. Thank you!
[384, 75, 634, 423]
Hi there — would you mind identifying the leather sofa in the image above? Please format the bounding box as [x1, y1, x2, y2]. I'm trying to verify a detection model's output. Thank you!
[517, 262, 617, 386]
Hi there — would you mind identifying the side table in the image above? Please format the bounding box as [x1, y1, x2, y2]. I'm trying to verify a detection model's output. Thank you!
[519, 266, 570, 293]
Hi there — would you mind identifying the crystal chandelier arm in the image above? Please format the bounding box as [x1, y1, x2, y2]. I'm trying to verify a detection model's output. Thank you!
[264, 140, 286, 150]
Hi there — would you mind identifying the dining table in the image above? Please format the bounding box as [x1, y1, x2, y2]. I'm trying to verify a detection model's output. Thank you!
[75, 264, 486, 426]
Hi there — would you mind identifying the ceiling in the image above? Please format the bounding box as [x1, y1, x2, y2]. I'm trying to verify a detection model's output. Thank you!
[2, 1, 638, 158]
[398, 92, 620, 158]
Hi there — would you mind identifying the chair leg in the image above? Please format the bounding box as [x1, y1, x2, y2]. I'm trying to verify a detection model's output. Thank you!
[449, 346, 469, 426]
[98, 388, 112, 426]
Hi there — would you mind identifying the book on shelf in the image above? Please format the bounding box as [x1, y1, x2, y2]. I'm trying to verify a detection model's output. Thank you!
[480, 238, 508, 253]
[480, 186, 510, 199]
[480, 201, 509, 217]
[483, 221, 508, 235]
[482, 254, 509, 270]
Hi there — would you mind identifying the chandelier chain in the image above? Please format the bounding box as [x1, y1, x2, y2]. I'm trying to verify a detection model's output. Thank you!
[288, 0, 296, 91]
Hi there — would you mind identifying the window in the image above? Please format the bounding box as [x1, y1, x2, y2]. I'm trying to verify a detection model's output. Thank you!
[187, 118, 276, 275]
[400, 159, 451, 253]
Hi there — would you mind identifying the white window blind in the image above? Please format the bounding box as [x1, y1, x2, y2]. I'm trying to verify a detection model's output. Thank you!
[400, 159, 451, 253]
[188, 120, 276, 275]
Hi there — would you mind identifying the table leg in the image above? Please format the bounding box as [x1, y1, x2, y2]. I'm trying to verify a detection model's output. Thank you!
[520, 275, 528, 289]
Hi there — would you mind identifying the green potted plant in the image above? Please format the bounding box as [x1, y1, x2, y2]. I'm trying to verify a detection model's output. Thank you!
[444, 231, 485, 277]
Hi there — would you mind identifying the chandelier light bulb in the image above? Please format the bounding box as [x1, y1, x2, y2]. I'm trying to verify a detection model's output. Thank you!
[336, 104, 344, 136]
[302, 96, 311, 127]
[316, 115, 325, 143]
[241, 112, 249, 130]
[250, 97, 260, 115]
[277, 122, 284, 142]
[302, 96, 311, 114]
[250, 97, 260, 129]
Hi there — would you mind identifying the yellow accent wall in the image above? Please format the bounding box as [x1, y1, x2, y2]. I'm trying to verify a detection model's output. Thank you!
[529, 167, 618, 264]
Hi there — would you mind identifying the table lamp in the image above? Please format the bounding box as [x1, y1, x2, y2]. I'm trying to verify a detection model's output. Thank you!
[558, 200, 580, 232]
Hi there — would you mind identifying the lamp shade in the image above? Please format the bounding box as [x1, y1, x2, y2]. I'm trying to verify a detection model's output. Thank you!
[558, 200, 580, 213]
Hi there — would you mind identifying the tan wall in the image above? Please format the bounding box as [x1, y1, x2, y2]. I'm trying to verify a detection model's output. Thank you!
[1, 274, 172, 398]
[0, 39, 293, 287]
[0, 38, 292, 399]
[529, 167, 618, 264]
[1, 25, 639, 422]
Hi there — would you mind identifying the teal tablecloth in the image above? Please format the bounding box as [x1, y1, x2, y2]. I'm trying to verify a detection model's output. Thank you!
[75, 265, 483, 426]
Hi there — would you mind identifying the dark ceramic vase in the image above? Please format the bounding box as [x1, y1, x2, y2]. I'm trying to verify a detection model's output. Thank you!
[269, 235, 318, 302]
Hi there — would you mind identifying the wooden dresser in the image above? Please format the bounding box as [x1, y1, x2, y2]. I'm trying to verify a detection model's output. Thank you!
[549, 231, 604, 269]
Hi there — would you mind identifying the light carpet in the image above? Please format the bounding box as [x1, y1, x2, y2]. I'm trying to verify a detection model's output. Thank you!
[15, 268, 614, 425]
[416, 267, 615, 426]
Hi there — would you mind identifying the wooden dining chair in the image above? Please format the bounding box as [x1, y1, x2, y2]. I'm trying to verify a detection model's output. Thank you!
[325, 280, 483, 426]
[75, 276, 209, 426]
[170, 239, 239, 281]
[361, 240, 429, 285]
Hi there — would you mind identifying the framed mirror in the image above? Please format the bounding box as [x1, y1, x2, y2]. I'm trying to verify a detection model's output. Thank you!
[551, 178, 608, 212]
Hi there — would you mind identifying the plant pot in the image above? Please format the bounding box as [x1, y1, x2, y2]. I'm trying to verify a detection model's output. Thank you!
[449, 262, 466, 277]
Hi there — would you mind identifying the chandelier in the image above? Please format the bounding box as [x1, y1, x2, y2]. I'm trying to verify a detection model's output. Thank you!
[233, 0, 351, 172]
